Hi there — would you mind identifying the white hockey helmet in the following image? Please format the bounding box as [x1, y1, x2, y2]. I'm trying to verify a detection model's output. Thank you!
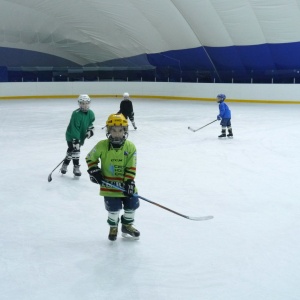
[78, 94, 91, 112]
[123, 92, 130, 100]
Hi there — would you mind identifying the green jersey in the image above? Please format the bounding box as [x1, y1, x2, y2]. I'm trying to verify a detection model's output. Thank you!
[86, 139, 137, 197]
[66, 108, 95, 145]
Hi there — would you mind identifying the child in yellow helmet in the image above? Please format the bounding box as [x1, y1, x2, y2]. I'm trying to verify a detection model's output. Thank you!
[85, 114, 140, 241]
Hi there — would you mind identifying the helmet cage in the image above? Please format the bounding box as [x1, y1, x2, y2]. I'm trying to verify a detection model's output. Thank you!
[106, 126, 128, 146]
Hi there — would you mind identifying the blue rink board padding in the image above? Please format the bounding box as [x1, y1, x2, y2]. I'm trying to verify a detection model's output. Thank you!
[2, 42, 300, 82]
[147, 42, 300, 71]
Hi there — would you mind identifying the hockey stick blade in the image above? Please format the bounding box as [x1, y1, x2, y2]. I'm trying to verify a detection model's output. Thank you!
[188, 120, 218, 133]
[47, 158, 65, 182]
[48, 174, 52, 182]
[186, 215, 214, 221]
[188, 126, 196, 132]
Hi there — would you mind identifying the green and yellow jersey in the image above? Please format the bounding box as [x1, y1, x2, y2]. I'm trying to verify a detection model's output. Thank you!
[86, 139, 137, 197]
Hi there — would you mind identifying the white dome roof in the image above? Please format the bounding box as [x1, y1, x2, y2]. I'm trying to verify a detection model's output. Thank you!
[1, 0, 300, 81]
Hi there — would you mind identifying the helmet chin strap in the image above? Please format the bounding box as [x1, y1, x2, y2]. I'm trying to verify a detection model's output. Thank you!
[107, 134, 125, 147]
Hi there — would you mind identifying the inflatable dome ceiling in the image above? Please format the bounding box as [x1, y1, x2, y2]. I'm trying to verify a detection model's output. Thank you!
[1, 0, 300, 82]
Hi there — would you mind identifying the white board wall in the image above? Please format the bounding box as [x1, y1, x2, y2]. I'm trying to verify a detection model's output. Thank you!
[0, 82, 299, 103]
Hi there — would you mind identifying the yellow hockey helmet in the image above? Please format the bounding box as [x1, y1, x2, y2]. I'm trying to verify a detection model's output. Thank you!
[106, 114, 128, 146]
[106, 113, 128, 127]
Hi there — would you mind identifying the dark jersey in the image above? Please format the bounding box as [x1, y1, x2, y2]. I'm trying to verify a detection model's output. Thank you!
[118, 99, 133, 119]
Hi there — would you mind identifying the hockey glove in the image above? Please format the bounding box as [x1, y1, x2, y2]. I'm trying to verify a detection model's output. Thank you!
[217, 115, 221, 120]
[72, 139, 80, 150]
[87, 167, 103, 185]
[86, 126, 94, 139]
[123, 180, 135, 197]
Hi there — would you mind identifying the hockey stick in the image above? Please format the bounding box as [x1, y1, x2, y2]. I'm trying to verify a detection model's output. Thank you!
[188, 119, 218, 132]
[47, 158, 65, 182]
[102, 180, 213, 221]
[101, 125, 107, 130]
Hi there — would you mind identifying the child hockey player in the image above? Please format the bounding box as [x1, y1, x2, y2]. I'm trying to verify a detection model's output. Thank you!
[60, 94, 95, 176]
[117, 92, 137, 129]
[216, 93, 233, 138]
[86, 113, 140, 241]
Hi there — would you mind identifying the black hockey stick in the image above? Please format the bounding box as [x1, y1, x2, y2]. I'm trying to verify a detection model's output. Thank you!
[48, 158, 65, 182]
[101, 125, 107, 130]
[188, 119, 218, 132]
[102, 180, 213, 221]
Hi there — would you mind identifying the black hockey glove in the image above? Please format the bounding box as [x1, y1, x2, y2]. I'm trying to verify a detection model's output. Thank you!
[87, 167, 103, 185]
[72, 139, 80, 150]
[86, 126, 94, 139]
[123, 180, 135, 197]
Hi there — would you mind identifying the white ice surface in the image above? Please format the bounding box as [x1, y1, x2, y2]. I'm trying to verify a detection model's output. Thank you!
[0, 98, 299, 300]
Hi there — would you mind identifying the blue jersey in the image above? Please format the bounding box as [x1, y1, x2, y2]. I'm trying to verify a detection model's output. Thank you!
[218, 102, 231, 119]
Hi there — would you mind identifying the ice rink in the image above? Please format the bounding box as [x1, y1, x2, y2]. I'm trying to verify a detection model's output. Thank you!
[0, 97, 299, 300]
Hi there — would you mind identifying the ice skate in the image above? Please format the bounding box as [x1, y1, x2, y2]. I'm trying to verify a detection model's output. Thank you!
[60, 163, 68, 174]
[227, 128, 233, 138]
[121, 224, 140, 239]
[73, 165, 81, 176]
[108, 226, 118, 241]
[218, 129, 226, 139]
[132, 121, 137, 130]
